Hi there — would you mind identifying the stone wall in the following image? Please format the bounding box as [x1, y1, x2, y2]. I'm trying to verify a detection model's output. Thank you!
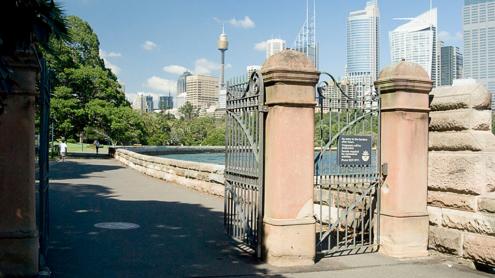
[109, 145, 223, 156]
[428, 81, 495, 266]
[114, 148, 225, 197]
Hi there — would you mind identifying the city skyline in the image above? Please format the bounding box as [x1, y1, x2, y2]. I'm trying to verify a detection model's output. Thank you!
[61, 0, 464, 102]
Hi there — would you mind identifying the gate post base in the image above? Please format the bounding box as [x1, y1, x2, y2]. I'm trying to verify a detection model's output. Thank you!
[263, 217, 315, 267]
[379, 214, 429, 258]
[0, 237, 39, 276]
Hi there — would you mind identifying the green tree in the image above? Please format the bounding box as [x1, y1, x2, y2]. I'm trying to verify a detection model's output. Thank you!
[45, 15, 129, 141]
[178, 101, 199, 121]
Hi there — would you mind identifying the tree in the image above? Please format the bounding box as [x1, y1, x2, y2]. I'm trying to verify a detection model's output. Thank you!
[45, 15, 129, 140]
[178, 101, 199, 121]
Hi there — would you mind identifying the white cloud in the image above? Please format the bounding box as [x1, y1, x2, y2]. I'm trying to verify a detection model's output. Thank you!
[144, 76, 176, 93]
[142, 40, 157, 51]
[194, 58, 230, 75]
[163, 65, 189, 75]
[99, 49, 122, 75]
[254, 40, 268, 51]
[229, 16, 255, 29]
[438, 31, 463, 43]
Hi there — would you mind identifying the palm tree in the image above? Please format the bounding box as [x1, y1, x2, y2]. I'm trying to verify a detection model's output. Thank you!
[0, 1, 67, 276]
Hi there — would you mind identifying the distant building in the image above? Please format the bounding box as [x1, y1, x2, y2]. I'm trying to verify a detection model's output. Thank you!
[246, 65, 261, 78]
[463, 0, 495, 108]
[159, 95, 174, 110]
[186, 75, 219, 109]
[294, 0, 318, 67]
[177, 71, 192, 95]
[132, 93, 149, 113]
[346, 0, 379, 102]
[266, 39, 286, 58]
[175, 92, 187, 109]
[390, 8, 440, 87]
[441, 46, 463, 86]
[145, 95, 154, 111]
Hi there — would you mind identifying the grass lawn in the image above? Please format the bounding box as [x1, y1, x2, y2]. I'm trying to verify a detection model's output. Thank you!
[53, 142, 110, 154]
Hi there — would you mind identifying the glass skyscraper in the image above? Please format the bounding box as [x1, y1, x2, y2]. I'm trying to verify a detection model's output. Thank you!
[440, 46, 463, 86]
[463, 0, 495, 108]
[390, 9, 440, 87]
[346, 0, 380, 90]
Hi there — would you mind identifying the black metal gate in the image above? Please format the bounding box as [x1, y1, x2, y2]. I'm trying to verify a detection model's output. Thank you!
[314, 73, 382, 257]
[224, 72, 265, 257]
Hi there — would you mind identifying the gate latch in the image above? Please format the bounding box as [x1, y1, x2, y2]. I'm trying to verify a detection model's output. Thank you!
[259, 105, 269, 113]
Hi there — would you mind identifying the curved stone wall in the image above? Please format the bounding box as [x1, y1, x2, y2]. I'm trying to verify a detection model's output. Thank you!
[113, 148, 225, 197]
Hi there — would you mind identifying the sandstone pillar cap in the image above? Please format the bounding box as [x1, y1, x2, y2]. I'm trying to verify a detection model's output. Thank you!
[375, 61, 433, 93]
[261, 50, 319, 85]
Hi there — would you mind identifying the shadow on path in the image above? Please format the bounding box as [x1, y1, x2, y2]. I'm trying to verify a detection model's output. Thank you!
[49, 160, 122, 181]
[47, 160, 284, 278]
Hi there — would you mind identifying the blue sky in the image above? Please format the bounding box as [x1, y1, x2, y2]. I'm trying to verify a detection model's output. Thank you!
[61, 0, 464, 102]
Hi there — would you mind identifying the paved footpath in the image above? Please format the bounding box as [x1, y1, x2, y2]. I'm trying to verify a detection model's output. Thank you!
[48, 159, 492, 278]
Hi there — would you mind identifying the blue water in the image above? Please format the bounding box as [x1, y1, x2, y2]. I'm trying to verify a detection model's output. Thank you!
[159, 152, 225, 165]
[158, 151, 378, 175]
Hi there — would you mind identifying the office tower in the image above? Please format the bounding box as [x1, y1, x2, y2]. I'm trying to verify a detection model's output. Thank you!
[132, 93, 149, 113]
[463, 0, 495, 108]
[441, 46, 463, 86]
[346, 0, 380, 101]
[145, 95, 154, 111]
[266, 39, 286, 58]
[186, 75, 219, 109]
[294, 0, 318, 67]
[390, 8, 440, 87]
[177, 71, 192, 95]
[159, 95, 174, 110]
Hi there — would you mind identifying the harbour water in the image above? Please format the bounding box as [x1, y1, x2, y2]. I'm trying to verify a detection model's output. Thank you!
[158, 151, 378, 175]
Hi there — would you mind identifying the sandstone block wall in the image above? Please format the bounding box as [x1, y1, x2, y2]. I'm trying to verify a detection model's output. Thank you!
[114, 148, 225, 197]
[428, 82, 495, 266]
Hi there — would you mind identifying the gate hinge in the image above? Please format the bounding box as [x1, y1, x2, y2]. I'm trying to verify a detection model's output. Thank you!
[260, 105, 269, 113]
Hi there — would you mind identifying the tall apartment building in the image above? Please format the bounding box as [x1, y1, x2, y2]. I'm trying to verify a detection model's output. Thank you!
[390, 8, 440, 87]
[463, 0, 495, 108]
[441, 46, 463, 86]
[186, 75, 219, 109]
[266, 39, 286, 58]
[346, 0, 379, 101]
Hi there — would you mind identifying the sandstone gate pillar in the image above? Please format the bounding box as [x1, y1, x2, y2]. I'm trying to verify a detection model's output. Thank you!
[261, 50, 319, 266]
[0, 54, 39, 275]
[374, 61, 433, 257]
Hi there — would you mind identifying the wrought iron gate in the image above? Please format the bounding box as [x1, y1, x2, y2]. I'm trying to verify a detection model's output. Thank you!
[224, 72, 265, 257]
[314, 72, 382, 257]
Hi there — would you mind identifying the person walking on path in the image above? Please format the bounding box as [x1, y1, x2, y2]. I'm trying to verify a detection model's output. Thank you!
[59, 139, 67, 162]
[94, 140, 100, 154]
